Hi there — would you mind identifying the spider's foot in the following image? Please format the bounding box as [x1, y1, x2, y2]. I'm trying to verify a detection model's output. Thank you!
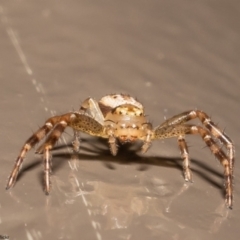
[6, 178, 15, 190]
[6, 170, 19, 190]
[225, 194, 233, 209]
[184, 169, 193, 182]
[44, 191, 50, 196]
[141, 142, 151, 154]
[43, 171, 51, 195]
[109, 136, 118, 156]
[72, 140, 81, 152]
[44, 183, 51, 195]
[110, 144, 118, 156]
[44, 190, 50, 195]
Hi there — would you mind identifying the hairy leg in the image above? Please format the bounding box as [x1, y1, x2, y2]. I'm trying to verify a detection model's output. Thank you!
[190, 125, 233, 208]
[6, 117, 57, 189]
[72, 130, 81, 152]
[156, 110, 234, 172]
[154, 122, 233, 208]
[178, 136, 192, 182]
[36, 121, 67, 194]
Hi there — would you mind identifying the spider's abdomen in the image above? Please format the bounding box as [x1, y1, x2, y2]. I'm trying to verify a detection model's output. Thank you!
[99, 94, 143, 110]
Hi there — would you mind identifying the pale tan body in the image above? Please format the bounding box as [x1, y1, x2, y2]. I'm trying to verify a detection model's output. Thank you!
[6, 94, 234, 209]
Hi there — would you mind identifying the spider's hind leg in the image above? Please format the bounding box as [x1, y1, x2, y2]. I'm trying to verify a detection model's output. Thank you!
[153, 124, 194, 183]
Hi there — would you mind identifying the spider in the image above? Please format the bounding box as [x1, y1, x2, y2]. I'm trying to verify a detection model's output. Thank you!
[6, 94, 234, 208]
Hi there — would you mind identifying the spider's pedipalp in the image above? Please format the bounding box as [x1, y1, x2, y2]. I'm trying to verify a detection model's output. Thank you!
[108, 135, 118, 156]
[140, 123, 153, 154]
[72, 130, 81, 152]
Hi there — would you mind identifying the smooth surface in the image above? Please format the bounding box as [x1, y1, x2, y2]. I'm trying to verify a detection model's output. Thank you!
[0, 1, 239, 239]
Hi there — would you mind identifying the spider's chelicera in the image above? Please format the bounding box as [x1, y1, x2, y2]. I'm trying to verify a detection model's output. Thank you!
[6, 94, 234, 208]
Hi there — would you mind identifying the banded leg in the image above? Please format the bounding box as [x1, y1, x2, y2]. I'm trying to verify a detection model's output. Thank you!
[154, 125, 193, 182]
[141, 123, 153, 154]
[104, 121, 118, 156]
[6, 117, 58, 190]
[43, 147, 52, 194]
[190, 125, 233, 208]
[36, 121, 67, 194]
[178, 136, 192, 182]
[72, 130, 81, 152]
[193, 110, 234, 175]
[158, 110, 234, 174]
[108, 135, 118, 156]
[153, 123, 233, 208]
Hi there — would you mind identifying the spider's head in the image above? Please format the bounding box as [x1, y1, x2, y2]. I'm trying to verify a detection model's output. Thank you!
[112, 104, 144, 117]
[105, 104, 150, 144]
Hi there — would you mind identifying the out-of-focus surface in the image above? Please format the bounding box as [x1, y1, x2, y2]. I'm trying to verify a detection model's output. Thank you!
[0, 1, 239, 239]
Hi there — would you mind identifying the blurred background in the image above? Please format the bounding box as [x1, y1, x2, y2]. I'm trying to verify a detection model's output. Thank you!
[0, 1, 239, 239]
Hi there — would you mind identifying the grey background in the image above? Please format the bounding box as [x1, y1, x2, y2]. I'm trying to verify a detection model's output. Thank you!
[0, 1, 239, 239]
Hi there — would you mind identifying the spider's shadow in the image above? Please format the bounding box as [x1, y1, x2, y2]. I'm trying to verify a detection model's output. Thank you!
[18, 137, 224, 195]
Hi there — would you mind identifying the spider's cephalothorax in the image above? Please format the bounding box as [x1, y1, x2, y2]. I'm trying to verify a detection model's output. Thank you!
[6, 94, 235, 209]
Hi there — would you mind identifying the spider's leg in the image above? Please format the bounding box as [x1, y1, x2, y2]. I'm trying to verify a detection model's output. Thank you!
[190, 125, 233, 209]
[159, 110, 234, 174]
[69, 113, 105, 137]
[102, 122, 118, 156]
[153, 124, 194, 182]
[6, 117, 59, 190]
[108, 134, 118, 156]
[193, 110, 234, 175]
[36, 121, 68, 194]
[178, 136, 192, 182]
[70, 112, 120, 156]
[153, 122, 233, 208]
[43, 146, 52, 194]
[79, 97, 105, 125]
[72, 130, 81, 152]
[140, 123, 153, 153]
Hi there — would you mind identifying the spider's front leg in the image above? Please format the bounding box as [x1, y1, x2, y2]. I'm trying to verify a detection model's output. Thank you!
[35, 120, 68, 194]
[153, 124, 193, 182]
[153, 110, 234, 208]
[7, 112, 106, 194]
[39, 113, 106, 194]
[158, 110, 234, 173]
[71, 97, 106, 153]
[6, 115, 62, 191]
